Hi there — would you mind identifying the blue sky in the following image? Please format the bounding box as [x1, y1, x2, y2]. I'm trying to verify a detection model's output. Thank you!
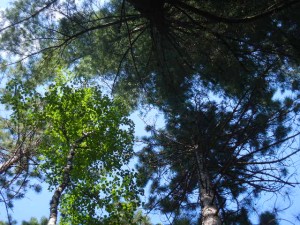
[1, 1, 300, 224]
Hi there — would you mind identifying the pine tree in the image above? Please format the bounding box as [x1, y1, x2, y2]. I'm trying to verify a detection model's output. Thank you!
[1, 1, 300, 224]
[137, 81, 299, 224]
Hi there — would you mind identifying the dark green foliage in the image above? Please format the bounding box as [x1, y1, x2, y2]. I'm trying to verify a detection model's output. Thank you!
[137, 83, 299, 222]
[21, 217, 48, 225]
[1, 0, 300, 224]
[1, 0, 300, 104]
[173, 217, 194, 225]
[0, 217, 47, 225]
[259, 211, 279, 225]
[224, 208, 252, 225]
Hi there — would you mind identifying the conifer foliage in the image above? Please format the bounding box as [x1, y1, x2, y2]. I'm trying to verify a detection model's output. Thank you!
[1, 1, 300, 224]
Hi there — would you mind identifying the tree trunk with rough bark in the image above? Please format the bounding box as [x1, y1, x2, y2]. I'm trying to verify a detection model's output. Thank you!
[195, 150, 221, 225]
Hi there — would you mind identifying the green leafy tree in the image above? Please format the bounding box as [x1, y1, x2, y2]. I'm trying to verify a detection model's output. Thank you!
[117, 210, 153, 225]
[0, 217, 47, 225]
[0, 71, 140, 224]
[36, 73, 139, 225]
[0, 221, 16, 225]
[21, 217, 48, 225]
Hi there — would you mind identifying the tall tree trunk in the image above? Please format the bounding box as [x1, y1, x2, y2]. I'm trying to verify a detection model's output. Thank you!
[195, 150, 221, 225]
[47, 134, 89, 225]
[48, 145, 75, 225]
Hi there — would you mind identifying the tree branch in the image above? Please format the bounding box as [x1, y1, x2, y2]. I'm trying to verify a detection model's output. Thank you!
[171, 0, 300, 24]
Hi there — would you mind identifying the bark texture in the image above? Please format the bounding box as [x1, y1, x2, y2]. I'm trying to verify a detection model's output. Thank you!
[195, 150, 221, 225]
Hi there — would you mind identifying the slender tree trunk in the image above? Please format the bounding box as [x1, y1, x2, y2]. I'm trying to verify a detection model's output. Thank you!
[47, 134, 89, 225]
[48, 145, 75, 225]
[195, 150, 221, 225]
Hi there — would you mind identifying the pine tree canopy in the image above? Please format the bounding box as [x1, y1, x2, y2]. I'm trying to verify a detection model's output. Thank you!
[1, 1, 300, 224]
